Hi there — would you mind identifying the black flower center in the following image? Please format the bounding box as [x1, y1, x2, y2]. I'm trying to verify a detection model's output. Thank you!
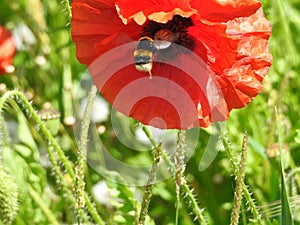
[133, 16, 196, 76]
[140, 15, 195, 60]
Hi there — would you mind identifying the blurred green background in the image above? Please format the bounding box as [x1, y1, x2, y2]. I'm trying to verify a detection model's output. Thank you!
[0, 0, 300, 224]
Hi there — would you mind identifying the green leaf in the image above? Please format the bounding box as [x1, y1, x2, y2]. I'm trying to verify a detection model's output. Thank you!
[248, 137, 267, 159]
[280, 172, 293, 225]
[17, 112, 38, 152]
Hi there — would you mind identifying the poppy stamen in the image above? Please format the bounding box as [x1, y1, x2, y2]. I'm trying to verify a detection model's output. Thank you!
[140, 15, 195, 51]
[153, 29, 174, 49]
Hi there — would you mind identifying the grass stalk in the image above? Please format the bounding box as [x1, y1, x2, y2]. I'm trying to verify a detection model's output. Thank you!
[230, 132, 248, 225]
[222, 133, 263, 225]
[142, 126, 207, 224]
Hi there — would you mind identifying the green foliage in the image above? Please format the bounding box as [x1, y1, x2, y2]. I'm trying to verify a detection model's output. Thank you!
[276, 110, 293, 225]
[0, 0, 300, 224]
[105, 172, 138, 224]
[0, 166, 19, 225]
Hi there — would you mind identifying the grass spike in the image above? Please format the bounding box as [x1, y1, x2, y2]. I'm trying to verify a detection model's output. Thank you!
[137, 145, 162, 225]
[230, 132, 248, 225]
[0, 166, 19, 225]
[74, 85, 97, 213]
[222, 132, 263, 225]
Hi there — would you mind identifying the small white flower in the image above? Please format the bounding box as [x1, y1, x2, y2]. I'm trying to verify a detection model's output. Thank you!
[92, 181, 113, 208]
[12, 23, 36, 50]
[80, 96, 110, 123]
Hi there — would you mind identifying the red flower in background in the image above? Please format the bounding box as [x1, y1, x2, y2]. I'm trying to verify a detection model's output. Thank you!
[0, 26, 16, 74]
[71, 0, 272, 129]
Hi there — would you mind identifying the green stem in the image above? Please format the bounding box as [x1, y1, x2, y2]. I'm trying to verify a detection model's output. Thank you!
[47, 146, 74, 201]
[27, 185, 60, 225]
[222, 134, 263, 225]
[181, 184, 206, 224]
[175, 130, 186, 192]
[75, 85, 97, 215]
[161, 151, 207, 224]
[0, 116, 9, 164]
[142, 126, 206, 225]
[0, 90, 75, 181]
[138, 144, 162, 225]
[275, 108, 293, 225]
[175, 200, 180, 225]
[0, 116, 10, 148]
[0, 90, 105, 224]
[175, 130, 186, 224]
[1, 93, 91, 223]
[46, 145, 91, 223]
[230, 132, 248, 225]
[141, 126, 157, 147]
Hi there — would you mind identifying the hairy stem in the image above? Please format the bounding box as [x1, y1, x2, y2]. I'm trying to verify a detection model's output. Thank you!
[0, 90, 104, 224]
[175, 130, 186, 194]
[27, 185, 60, 225]
[0, 90, 75, 180]
[142, 126, 206, 225]
[222, 133, 262, 225]
[175, 130, 186, 225]
[75, 85, 97, 218]
[287, 167, 300, 195]
[230, 132, 248, 225]
[0, 116, 10, 150]
[138, 143, 162, 225]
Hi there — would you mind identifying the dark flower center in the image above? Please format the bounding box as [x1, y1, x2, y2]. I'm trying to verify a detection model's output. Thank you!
[140, 15, 195, 60]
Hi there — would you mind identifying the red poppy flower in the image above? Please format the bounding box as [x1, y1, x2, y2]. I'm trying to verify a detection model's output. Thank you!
[71, 0, 272, 129]
[0, 26, 16, 74]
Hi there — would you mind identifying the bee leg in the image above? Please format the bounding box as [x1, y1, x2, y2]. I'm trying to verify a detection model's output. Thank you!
[149, 70, 152, 79]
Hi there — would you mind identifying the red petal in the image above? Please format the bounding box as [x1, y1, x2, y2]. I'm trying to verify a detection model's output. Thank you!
[88, 42, 226, 129]
[188, 8, 271, 112]
[190, 0, 261, 22]
[0, 26, 16, 74]
[115, 0, 197, 24]
[188, 17, 237, 73]
[71, 0, 140, 65]
[71, 0, 272, 129]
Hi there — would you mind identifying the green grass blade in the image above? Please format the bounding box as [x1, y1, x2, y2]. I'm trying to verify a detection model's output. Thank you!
[275, 108, 293, 225]
[280, 174, 293, 225]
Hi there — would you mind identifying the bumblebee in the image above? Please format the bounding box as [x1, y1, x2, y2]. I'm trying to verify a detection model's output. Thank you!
[134, 30, 179, 78]
[134, 36, 156, 79]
